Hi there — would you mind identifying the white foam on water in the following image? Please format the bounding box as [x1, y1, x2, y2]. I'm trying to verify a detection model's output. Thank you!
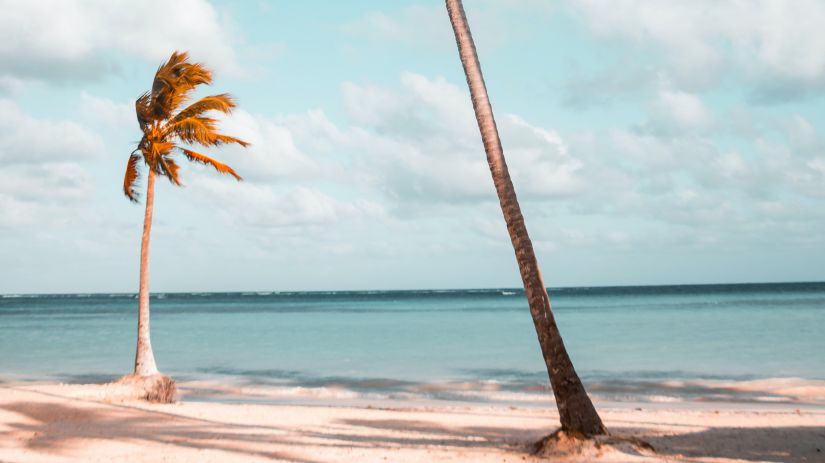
[647, 395, 684, 403]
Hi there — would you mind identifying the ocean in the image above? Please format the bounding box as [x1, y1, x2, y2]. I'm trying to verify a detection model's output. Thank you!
[2, 282, 824, 405]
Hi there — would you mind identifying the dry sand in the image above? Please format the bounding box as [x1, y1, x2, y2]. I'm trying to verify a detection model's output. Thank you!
[1, 381, 823, 463]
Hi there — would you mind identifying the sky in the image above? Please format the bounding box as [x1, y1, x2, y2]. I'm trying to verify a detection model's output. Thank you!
[2, 0, 825, 293]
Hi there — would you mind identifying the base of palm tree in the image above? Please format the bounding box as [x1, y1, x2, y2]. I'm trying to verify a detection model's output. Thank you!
[532, 429, 654, 458]
[114, 374, 177, 403]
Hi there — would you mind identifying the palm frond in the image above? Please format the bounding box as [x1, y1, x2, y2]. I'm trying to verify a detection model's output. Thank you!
[142, 139, 174, 172]
[166, 116, 249, 148]
[170, 94, 237, 124]
[212, 134, 250, 147]
[181, 148, 242, 181]
[123, 153, 142, 202]
[149, 51, 213, 121]
[152, 140, 176, 157]
[135, 92, 151, 131]
[158, 156, 182, 186]
[166, 116, 220, 146]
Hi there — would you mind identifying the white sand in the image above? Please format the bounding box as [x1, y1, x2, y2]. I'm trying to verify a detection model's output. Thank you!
[1, 381, 823, 463]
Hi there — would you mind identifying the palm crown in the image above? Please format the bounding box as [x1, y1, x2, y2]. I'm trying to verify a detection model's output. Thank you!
[124, 51, 249, 201]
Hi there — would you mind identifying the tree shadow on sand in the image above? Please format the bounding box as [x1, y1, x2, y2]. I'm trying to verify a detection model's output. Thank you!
[333, 417, 824, 462]
[644, 425, 825, 463]
[0, 399, 328, 462]
[0, 396, 549, 460]
[2, 390, 823, 462]
[322, 418, 538, 451]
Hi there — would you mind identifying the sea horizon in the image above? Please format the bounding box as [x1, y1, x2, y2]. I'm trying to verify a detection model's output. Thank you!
[5, 279, 825, 297]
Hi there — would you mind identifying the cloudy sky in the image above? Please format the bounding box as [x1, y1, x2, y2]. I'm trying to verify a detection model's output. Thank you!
[2, 0, 825, 293]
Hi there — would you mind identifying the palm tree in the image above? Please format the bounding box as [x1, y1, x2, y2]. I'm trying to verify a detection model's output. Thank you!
[122, 51, 248, 397]
[445, 1, 606, 436]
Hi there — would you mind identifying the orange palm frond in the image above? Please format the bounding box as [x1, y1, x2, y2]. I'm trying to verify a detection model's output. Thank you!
[135, 92, 151, 131]
[142, 139, 174, 167]
[166, 116, 220, 146]
[150, 51, 213, 121]
[166, 116, 249, 148]
[151, 140, 176, 156]
[181, 148, 242, 181]
[123, 153, 142, 202]
[212, 134, 250, 147]
[170, 94, 237, 124]
[158, 156, 182, 186]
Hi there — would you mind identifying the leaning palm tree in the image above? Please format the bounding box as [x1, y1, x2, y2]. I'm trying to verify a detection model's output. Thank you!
[445, 1, 606, 437]
[121, 51, 248, 401]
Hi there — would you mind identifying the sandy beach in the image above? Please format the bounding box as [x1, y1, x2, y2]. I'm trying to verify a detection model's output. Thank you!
[1, 381, 823, 463]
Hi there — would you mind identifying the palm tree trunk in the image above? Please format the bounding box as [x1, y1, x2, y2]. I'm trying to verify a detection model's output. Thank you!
[134, 168, 159, 376]
[445, 0, 605, 436]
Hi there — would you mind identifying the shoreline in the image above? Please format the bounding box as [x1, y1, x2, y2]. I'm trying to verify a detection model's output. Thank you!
[5, 374, 825, 408]
[1, 380, 824, 462]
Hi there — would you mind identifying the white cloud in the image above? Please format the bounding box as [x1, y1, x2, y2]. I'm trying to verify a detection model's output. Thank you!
[569, 0, 724, 90]
[341, 73, 477, 145]
[168, 73, 590, 236]
[785, 115, 821, 156]
[561, 64, 656, 109]
[212, 109, 333, 182]
[0, 0, 240, 85]
[654, 86, 712, 131]
[0, 76, 22, 95]
[338, 73, 587, 206]
[0, 162, 96, 229]
[0, 163, 93, 203]
[187, 179, 383, 231]
[78, 93, 135, 130]
[578, 117, 825, 220]
[238, 70, 820, 246]
[0, 100, 102, 230]
[10, 66, 823, 266]
[0, 99, 105, 164]
[569, 0, 825, 99]
[502, 115, 585, 197]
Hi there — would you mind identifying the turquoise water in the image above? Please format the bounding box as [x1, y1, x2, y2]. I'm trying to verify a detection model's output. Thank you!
[1, 283, 824, 401]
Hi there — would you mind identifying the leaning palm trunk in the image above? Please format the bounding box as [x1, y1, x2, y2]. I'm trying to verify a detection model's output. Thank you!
[445, 0, 605, 436]
[135, 169, 159, 376]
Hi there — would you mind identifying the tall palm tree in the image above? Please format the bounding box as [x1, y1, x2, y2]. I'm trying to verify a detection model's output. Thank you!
[123, 51, 248, 384]
[445, 1, 606, 436]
